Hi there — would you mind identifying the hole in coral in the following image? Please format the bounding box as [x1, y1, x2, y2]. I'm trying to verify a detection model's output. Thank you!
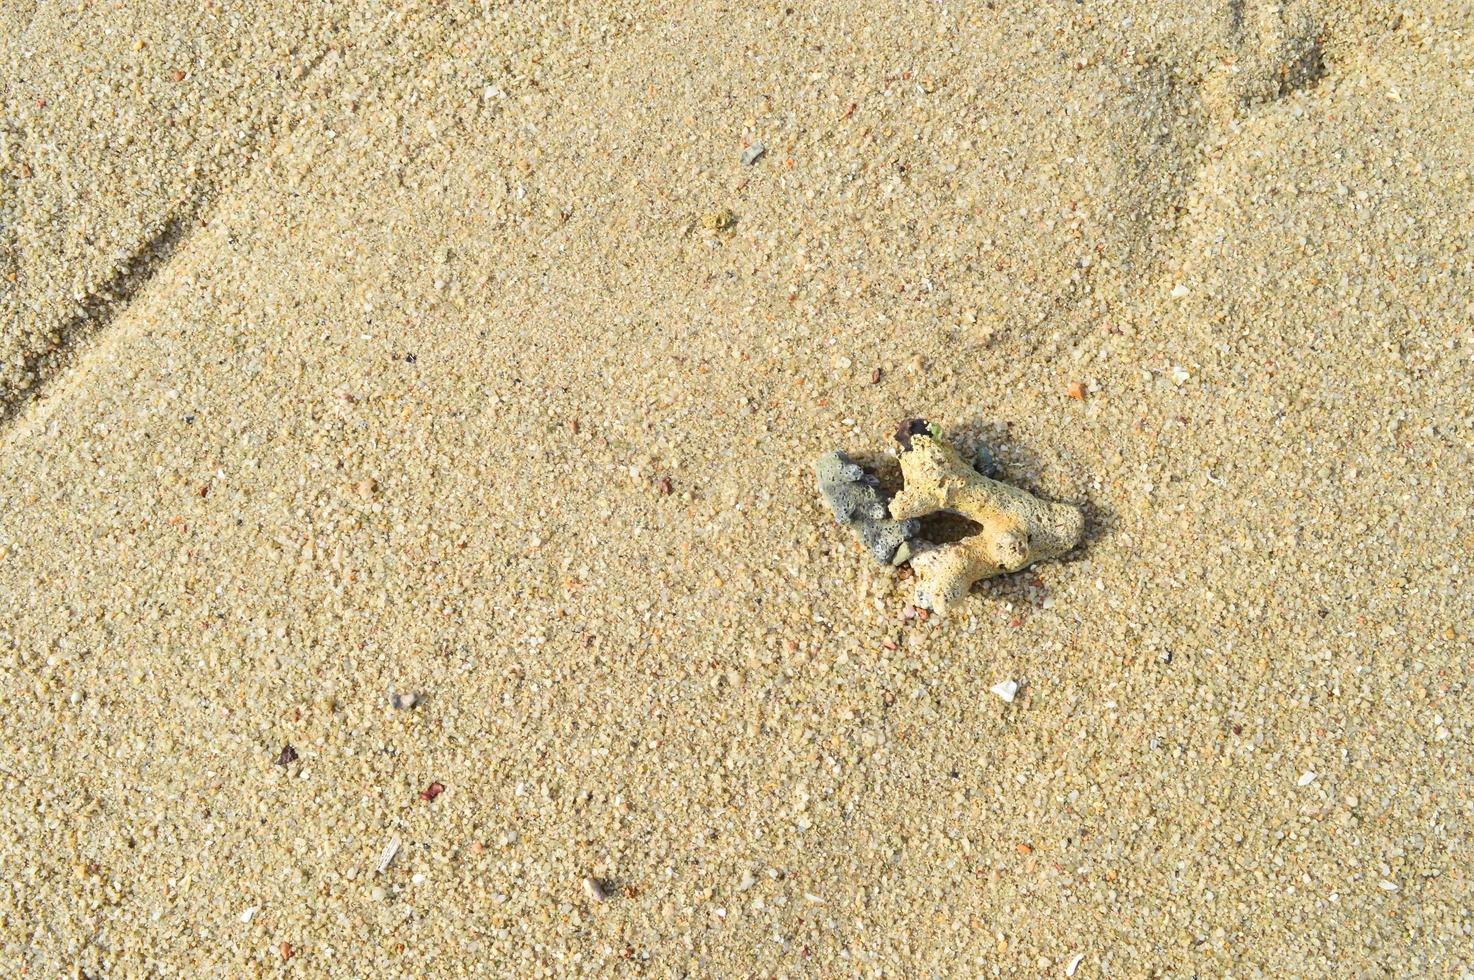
[917, 512, 982, 546]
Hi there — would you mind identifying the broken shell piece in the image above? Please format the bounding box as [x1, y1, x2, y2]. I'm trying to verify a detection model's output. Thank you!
[891, 419, 1083, 614]
[990, 680, 1019, 703]
[814, 450, 920, 565]
[582, 876, 607, 902]
[377, 836, 401, 873]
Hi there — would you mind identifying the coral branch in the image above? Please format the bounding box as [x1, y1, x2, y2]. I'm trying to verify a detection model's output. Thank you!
[889, 420, 1083, 613]
[814, 451, 920, 565]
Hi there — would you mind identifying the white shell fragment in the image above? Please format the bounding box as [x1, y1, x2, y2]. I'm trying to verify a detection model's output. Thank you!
[377, 836, 401, 873]
[990, 680, 1019, 703]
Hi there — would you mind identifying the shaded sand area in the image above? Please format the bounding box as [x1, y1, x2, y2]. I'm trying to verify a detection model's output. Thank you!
[2, 1, 1471, 974]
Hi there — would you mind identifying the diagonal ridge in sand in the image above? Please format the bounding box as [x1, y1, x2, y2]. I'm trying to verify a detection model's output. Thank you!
[0, 43, 338, 432]
[0, 209, 193, 428]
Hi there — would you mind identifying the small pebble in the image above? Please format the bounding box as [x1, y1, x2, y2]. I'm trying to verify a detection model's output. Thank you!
[972, 444, 998, 477]
[1066, 952, 1085, 976]
[356, 477, 378, 500]
[701, 208, 737, 233]
[740, 141, 766, 166]
[1297, 771, 1317, 786]
[990, 680, 1019, 703]
[389, 691, 418, 710]
[1067, 381, 1086, 400]
[582, 876, 607, 902]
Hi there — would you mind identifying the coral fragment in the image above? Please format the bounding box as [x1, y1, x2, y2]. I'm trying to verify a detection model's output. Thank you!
[814, 450, 920, 565]
[889, 420, 1083, 614]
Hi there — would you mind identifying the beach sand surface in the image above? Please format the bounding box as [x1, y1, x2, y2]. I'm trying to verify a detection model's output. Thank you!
[1, 1, 1470, 974]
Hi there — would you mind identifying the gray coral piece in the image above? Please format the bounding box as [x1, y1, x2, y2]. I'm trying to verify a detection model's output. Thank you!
[814, 450, 920, 565]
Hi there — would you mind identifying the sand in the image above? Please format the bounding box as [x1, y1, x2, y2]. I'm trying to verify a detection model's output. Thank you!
[1, 0, 1470, 975]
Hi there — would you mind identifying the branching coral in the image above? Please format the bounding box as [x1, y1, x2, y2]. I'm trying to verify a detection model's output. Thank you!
[814, 450, 920, 565]
[889, 419, 1083, 614]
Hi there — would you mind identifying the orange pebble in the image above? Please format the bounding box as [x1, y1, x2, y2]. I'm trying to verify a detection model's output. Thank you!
[1067, 382, 1086, 401]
